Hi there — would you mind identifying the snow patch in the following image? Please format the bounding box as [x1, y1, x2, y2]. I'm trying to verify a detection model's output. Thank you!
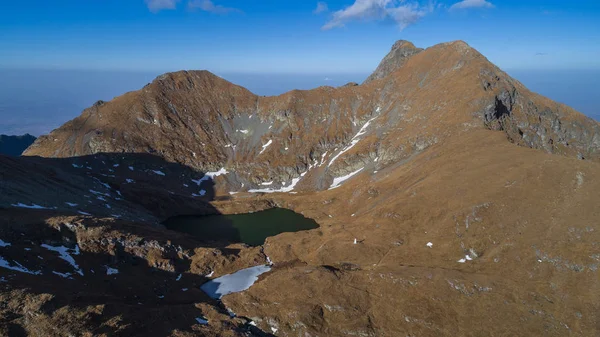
[328, 115, 378, 167]
[329, 167, 364, 190]
[52, 271, 72, 278]
[0, 239, 11, 248]
[261, 181, 273, 186]
[259, 139, 273, 155]
[192, 190, 207, 197]
[152, 170, 166, 176]
[195, 317, 209, 325]
[106, 266, 119, 275]
[65, 202, 78, 207]
[192, 168, 229, 185]
[0, 257, 41, 275]
[11, 203, 49, 209]
[41, 244, 84, 276]
[200, 265, 271, 299]
[426, 242, 433, 248]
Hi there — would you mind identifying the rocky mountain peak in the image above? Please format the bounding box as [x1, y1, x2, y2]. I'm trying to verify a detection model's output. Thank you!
[363, 39, 423, 84]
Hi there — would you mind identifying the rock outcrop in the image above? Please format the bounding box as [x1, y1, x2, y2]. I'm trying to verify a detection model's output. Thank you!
[363, 39, 423, 84]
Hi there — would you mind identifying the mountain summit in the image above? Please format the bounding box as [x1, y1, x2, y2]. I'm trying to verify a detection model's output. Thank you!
[363, 39, 423, 84]
[3, 40, 600, 336]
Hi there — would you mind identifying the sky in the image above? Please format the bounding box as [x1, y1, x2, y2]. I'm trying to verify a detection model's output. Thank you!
[1, 0, 600, 73]
[0, 0, 599, 136]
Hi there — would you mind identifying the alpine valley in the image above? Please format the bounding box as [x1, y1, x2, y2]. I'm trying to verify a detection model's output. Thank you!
[1, 40, 599, 336]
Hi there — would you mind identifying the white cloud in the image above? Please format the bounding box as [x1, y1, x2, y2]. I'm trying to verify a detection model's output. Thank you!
[314, 2, 329, 14]
[145, 0, 180, 13]
[322, 0, 431, 30]
[450, 0, 494, 10]
[188, 0, 240, 14]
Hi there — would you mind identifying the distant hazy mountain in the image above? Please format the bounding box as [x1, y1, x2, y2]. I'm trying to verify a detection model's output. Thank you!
[0, 134, 36, 156]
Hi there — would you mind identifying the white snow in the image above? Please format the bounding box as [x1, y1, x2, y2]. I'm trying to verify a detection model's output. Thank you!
[106, 266, 119, 275]
[353, 238, 358, 245]
[319, 151, 329, 166]
[195, 317, 209, 325]
[248, 175, 303, 193]
[11, 203, 48, 209]
[78, 211, 91, 216]
[0, 239, 11, 248]
[192, 190, 207, 197]
[192, 168, 229, 185]
[237, 129, 249, 134]
[113, 164, 119, 167]
[200, 265, 271, 299]
[261, 181, 273, 186]
[426, 242, 433, 248]
[328, 115, 378, 167]
[176, 273, 182, 281]
[126, 179, 135, 183]
[182, 288, 188, 292]
[259, 139, 273, 155]
[0, 257, 41, 275]
[229, 192, 239, 195]
[152, 170, 166, 176]
[72, 163, 82, 168]
[206, 270, 214, 277]
[52, 271, 72, 278]
[329, 167, 364, 190]
[65, 202, 78, 207]
[457, 253, 475, 263]
[129, 166, 134, 171]
[41, 244, 84, 276]
[89, 189, 109, 197]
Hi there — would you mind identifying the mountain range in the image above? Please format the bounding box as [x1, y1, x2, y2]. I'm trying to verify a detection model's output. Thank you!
[1, 40, 599, 336]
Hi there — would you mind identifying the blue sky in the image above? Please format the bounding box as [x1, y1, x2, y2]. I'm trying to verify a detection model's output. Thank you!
[1, 0, 599, 74]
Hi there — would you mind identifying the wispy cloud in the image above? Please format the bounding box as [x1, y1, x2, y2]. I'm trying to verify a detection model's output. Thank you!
[145, 0, 180, 13]
[535, 52, 548, 56]
[314, 2, 329, 14]
[322, 0, 432, 30]
[450, 0, 494, 10]
[188, 0, 240, 14]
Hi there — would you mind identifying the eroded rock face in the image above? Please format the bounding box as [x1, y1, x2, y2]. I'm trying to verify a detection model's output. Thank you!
[363, 40, 423, 84]
[4, 40, 600, 336]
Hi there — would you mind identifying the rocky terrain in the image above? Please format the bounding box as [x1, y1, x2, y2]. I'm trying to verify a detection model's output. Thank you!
[0, 134, 36, 156]
[1, 40, 599, 336]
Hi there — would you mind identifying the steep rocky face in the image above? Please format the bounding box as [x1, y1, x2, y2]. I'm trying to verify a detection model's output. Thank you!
[363, 40, 423, 84]
[6, 40, 600, 336]
[0, 134, 36, 156]
[24, 41, 600, 196]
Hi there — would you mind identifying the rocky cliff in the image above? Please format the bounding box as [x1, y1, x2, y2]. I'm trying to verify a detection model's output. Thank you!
[2, 40, 599, 336]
